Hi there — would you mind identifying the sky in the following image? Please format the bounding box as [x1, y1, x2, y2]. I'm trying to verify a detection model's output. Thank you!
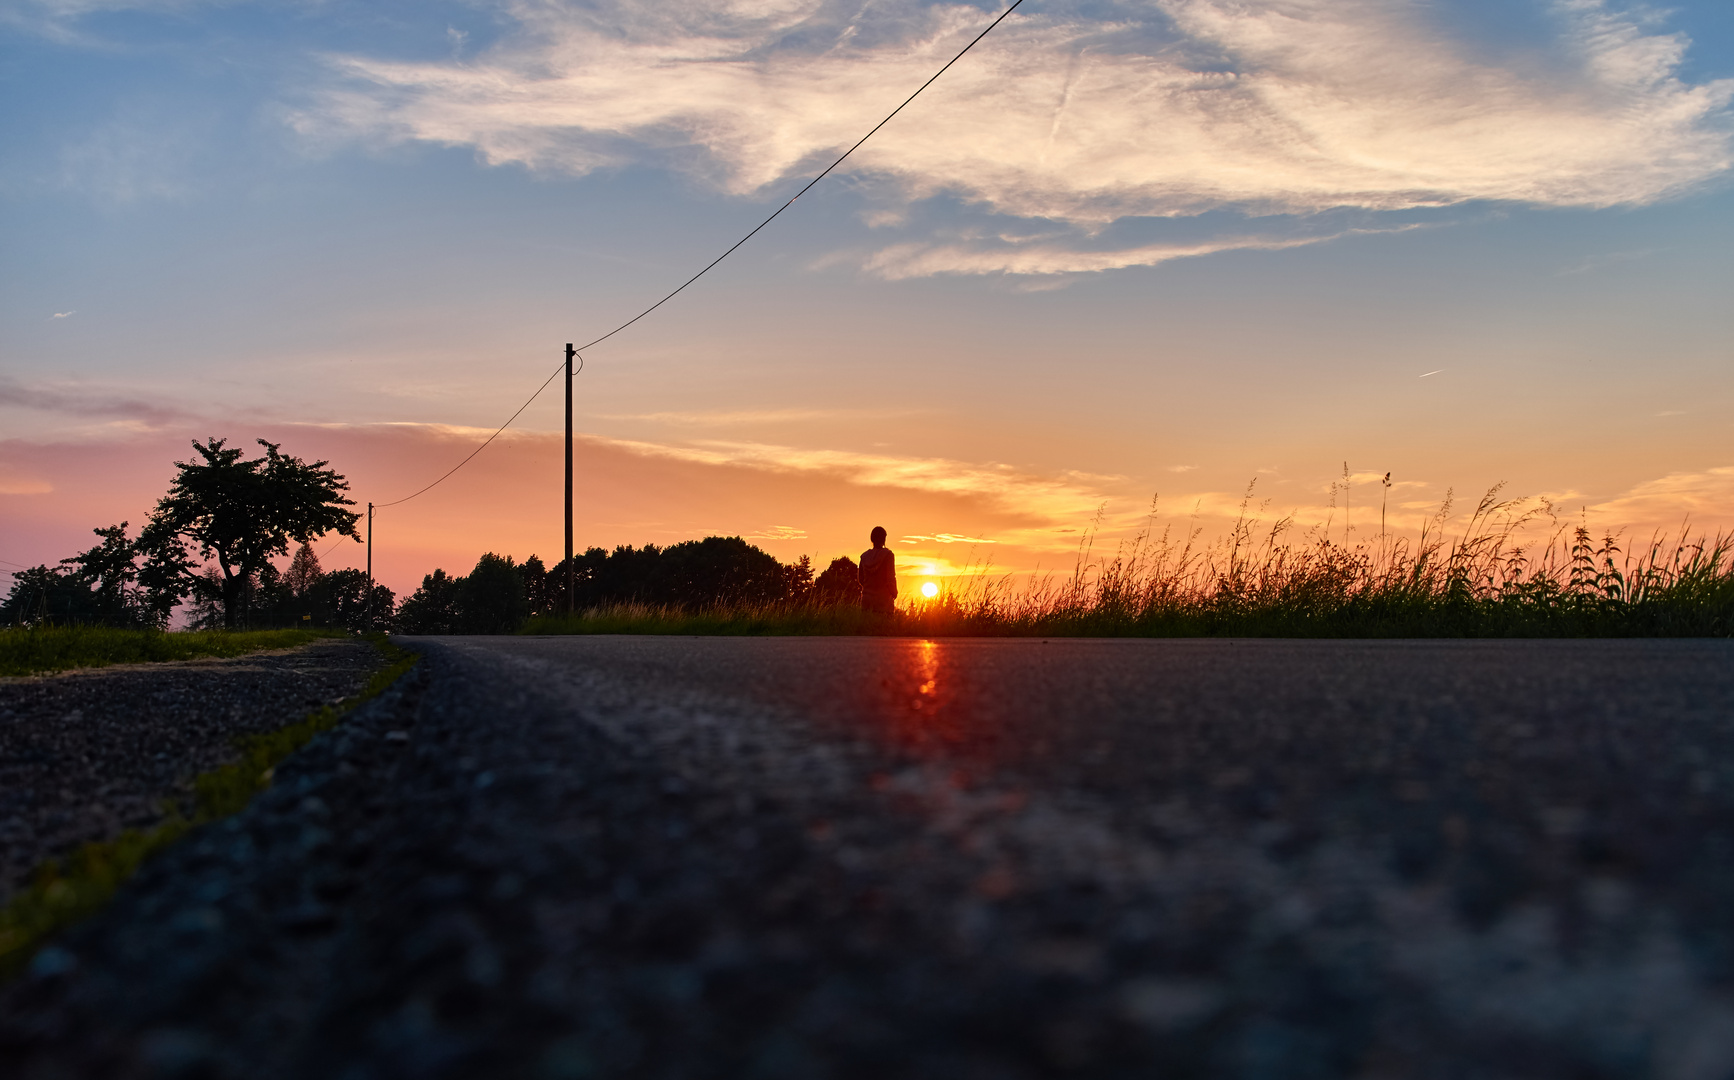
[2, 0, 1731, 601]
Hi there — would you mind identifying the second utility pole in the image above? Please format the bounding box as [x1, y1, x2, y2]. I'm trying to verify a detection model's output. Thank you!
[565, 343, 575, 615]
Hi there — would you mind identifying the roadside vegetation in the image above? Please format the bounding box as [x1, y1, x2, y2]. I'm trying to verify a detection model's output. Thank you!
[522, 488, 1733, 638]
[0, 627, 333, 678]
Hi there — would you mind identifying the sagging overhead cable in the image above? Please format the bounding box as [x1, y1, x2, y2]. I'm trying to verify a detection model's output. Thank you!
[377, 0, 1029, 507]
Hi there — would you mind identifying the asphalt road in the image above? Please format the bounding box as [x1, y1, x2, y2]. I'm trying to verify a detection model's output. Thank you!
[5, 636, 1734, 1080]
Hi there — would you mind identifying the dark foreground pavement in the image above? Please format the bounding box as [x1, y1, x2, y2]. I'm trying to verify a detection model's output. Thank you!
[0, 638, 386, 904]
[4, 636, 1734, 1080]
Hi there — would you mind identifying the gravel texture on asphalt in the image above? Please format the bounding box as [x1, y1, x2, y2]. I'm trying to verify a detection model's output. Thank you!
[3, 635, 1733, 1080]
[0, 638, 386, 903]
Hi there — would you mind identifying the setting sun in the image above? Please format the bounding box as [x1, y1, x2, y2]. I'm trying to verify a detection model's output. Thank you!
[921, 582, 939, 598]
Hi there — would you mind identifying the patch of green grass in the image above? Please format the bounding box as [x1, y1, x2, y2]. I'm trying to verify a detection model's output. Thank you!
[524, 603, 894, 637]
[0, 636, 418, 979]
[0, 626, 340, 678]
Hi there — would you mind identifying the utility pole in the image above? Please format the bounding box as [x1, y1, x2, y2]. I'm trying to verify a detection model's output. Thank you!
[565, 343, 575, 615]
[365, 501, 374, 631]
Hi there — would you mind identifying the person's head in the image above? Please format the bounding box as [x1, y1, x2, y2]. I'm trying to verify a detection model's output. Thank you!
[870, 526, 887, 548]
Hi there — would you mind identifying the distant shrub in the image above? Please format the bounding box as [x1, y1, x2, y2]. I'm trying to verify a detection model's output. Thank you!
[395, 568, 463, 634]
[813, 556, 862, 606]
[455, 553, 528, 634]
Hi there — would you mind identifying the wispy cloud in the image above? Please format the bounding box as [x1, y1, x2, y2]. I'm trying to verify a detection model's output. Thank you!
[58, 103, 210, 202]
[597, 407, 910, 425]
[901, 532, 998, 544]
[601, 434, 1127, 527]
[0, 0, 205, 44]
[1587, 465, 1734, 527]
[0, 464, 53, 496]
[0, 377, 193, 428]
[740, 524, 807, 541]
[1556, 248, 1655, 276]
[291, 0, 1732, 276]
[50, 310, 75, 319]
[860, 225, 1422, 279]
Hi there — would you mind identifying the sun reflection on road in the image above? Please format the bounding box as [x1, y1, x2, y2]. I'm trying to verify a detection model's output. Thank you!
[873, 638, 980, 762]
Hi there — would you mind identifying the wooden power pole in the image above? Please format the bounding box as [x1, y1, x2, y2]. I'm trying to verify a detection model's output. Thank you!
[565, 344, 575, 615]
[364, 501, 374, 631]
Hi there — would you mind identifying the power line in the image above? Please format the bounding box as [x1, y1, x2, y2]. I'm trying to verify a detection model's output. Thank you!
[376, 0, 1028, 508]
[376, 359, 571, 509]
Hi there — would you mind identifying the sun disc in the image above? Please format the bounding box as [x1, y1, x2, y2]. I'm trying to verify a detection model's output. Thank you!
[921, 581, 939, 598]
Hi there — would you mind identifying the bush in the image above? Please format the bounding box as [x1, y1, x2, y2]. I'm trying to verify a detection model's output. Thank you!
[396, 569, 463, 634]
[455, 553, 528, 634]
[813, 556, 862, 606]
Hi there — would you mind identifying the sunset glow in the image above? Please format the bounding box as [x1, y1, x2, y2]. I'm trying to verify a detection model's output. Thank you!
[3, 1, 1731, 599]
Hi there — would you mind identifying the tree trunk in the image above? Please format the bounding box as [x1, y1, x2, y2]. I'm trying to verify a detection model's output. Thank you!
[221, 565, 245, 630]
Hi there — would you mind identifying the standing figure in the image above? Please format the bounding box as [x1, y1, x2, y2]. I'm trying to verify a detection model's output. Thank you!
[858, 526, 897, 615]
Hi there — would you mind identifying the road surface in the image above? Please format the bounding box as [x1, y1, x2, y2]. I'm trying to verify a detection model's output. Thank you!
[5, 636, 1733, 1079]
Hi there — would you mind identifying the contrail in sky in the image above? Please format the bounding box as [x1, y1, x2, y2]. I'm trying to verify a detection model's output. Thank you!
[1419, 370, 1442, 377]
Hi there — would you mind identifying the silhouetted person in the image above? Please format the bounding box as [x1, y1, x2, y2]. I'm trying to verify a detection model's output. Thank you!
[859, 526, 897, 614]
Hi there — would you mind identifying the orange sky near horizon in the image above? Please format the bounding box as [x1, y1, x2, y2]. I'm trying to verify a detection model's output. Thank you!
[4, 422, 1730, 605]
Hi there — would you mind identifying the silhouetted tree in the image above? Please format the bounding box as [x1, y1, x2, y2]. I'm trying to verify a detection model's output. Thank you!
[456, 553, 527, 633]
[592, 544, 663, 605]
[134, 523, 197, 626]
[0, 565, 102, 626]
[251, 562, 291, 624]
[145, 437, 361, 628]
[0, 523, 192, 628]
[321, 569, 395, 632]
[521, 555, 551, 616]
[396, 569, 462, 634]
[60, 523, 137, 618]
[784, 554, 815, 602]
[652, 537, 786, 607]
[182, 568, 229, 630]
[284, 542, 324, 599]
[814, 556, 862, 606]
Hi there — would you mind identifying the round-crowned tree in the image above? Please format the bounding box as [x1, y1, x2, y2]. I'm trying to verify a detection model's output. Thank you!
[143, 438, 361, 628]
[456, 553, 528, 634]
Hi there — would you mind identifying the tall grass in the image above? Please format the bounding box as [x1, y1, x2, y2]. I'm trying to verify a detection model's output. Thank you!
[524, 487, 1733, 638]
[0, 627, 333, 677]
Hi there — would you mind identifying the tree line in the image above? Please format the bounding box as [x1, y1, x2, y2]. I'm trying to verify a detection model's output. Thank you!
[2, 436, 868, 633]
[391, 539, 865, 634]
[3, 437, 360, 629]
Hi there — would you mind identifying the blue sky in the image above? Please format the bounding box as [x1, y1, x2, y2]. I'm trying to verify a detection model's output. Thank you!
[2, 0, 1731, 590]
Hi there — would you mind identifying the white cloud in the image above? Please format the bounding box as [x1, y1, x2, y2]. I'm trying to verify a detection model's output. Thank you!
[292, 0, 1733, 276]
[902, 532, 999, 544]
[860, 225, 1422, 278]
[740, 523, 808, 540]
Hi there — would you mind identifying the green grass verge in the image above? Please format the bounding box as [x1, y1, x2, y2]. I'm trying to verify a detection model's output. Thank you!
[0, 636, 418, 979]
[523, 604, 894, 637]
[0, 626, 342, 678]
[521, 589, 1733, 639]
